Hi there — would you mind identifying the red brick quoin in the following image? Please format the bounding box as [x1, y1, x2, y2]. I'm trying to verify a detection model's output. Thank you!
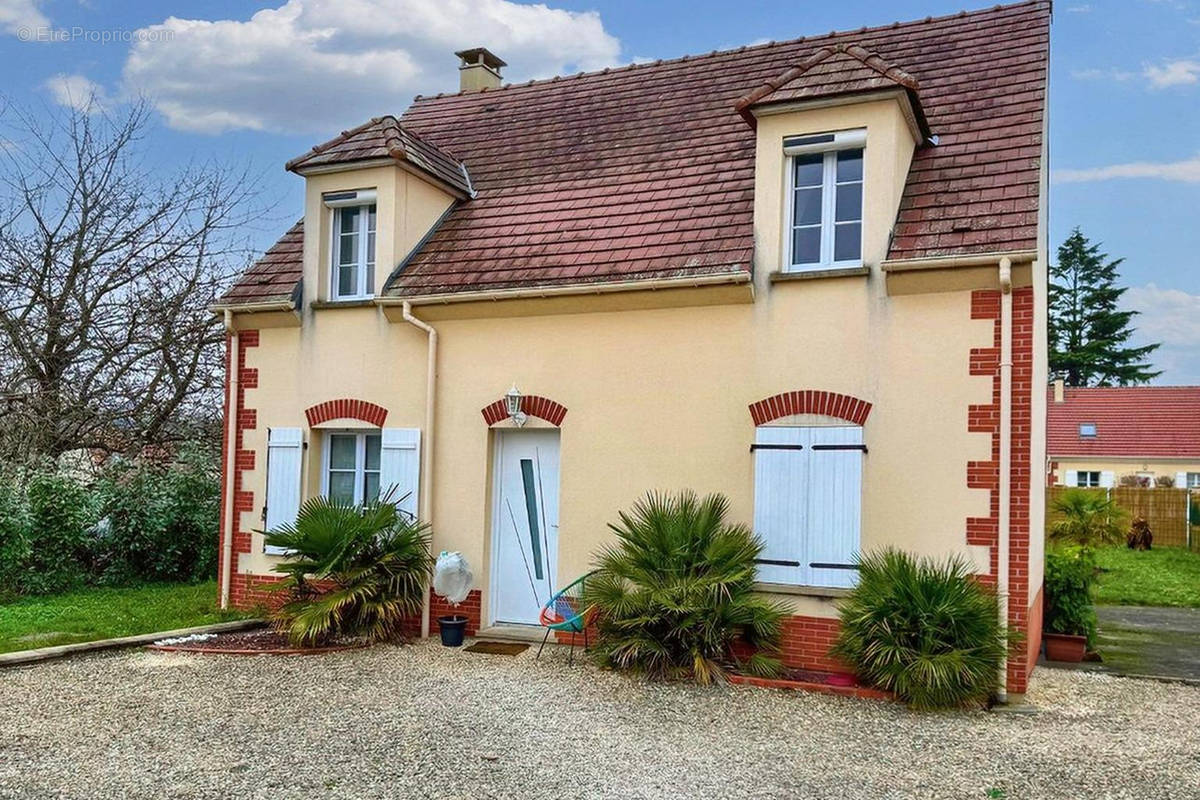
[305, 398, 388, 427]
[480, 395, 568, 426]
[748, 390, 872, 426]
[219, 329, 260, 609]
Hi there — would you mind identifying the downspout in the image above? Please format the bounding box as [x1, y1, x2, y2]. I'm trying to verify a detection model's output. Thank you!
[402, 301, 438, 639]
[220, 310, 239, 610]
[997, 256, 1013, 701]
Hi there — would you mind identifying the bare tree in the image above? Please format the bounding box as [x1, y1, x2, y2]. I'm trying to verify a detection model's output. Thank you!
[0, 100, 265, 462]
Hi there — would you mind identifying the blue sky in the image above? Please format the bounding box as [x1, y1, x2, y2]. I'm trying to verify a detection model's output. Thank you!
[2, 0, 1199, 381]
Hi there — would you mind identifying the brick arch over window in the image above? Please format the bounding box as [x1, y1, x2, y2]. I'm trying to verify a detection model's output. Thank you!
[305, 398, 389, 428]
[749, 390, 872, 426]
[481, 395, 568, 427]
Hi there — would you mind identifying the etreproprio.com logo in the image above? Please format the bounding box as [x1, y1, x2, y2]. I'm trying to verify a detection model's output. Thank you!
[16, 27, 174, 44]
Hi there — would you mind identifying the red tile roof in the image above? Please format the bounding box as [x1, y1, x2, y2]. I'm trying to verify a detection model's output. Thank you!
[285, 116, 472, 196]
[222, 0, 1049, 304]
[219, 220, 303, 304]
[734, 43, 923, 127]
[1047, 386, 1200, 460]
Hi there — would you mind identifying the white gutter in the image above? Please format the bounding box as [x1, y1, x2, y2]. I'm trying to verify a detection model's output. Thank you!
[881, 250, 1037, 273]
[997, 256, 1013, 702]
[401, 301, 438, 639]
[376, 272, 751, 307]
[220, 310, 239, 610]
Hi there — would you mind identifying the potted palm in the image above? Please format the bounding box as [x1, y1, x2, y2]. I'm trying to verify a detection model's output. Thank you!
[1042, 550, 1096, 662]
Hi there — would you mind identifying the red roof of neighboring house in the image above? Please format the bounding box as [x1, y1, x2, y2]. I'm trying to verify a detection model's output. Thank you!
[1047, 386, 1200, 459]
[221, 0, 1049, 304]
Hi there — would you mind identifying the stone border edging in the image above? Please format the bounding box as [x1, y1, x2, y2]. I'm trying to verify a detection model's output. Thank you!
[0, 619, 264, 668]
[146, 641, 369, 656]
[727, 672, 893, 701]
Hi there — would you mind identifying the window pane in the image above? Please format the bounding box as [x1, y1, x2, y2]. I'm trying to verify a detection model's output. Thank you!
[837, 149, 863, 182]
[834, 223, 861, 262]
[791, 226, 821, 265]
[364, 472, 380, 503]
[329, 435, 356, 469]
[835, 182, 862, 223]
[364, 435, 381, 470]
[339, 206, 360, 235]
[329, 472, 355, 504]
[367, 204, 376, 231]
[338, 264, 357, 296]
[793, 154, 823, 188]
[339, 233, 359, 266]
[793, 187, 822, 225]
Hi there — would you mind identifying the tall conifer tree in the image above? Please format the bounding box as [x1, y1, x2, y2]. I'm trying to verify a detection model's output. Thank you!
[1048, 228, 1159, 386]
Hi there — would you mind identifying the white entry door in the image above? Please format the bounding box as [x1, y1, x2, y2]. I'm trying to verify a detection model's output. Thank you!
[490, 429, 561, 625]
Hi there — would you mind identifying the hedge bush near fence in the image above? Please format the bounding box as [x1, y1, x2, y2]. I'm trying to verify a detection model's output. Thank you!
[0, 446, 220, 598]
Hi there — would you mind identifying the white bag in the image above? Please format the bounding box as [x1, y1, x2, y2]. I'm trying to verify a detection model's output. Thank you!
[432, 551, 473, 605]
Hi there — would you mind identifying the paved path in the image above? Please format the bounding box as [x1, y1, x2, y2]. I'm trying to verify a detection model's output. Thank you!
[1089, 605, 1200, 682]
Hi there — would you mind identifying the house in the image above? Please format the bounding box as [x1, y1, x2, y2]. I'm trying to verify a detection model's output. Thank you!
[1048, 380, 1200, 489]
[212, 1, 1050, 696]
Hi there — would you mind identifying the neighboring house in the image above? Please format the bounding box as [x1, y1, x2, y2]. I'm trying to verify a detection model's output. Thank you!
[1048, 380, 1200, 489]
[212, 1, 1050, 696]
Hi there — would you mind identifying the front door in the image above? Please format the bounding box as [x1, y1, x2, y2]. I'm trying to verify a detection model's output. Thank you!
[490, 429, 560, 625]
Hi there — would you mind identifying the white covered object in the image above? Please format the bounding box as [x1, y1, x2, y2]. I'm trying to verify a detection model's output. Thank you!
[433, 551, 473, 605]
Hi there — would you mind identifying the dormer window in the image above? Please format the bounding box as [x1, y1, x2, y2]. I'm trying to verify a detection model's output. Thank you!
[325, 190, 377, 301]
[1079, 422, 1097, 438]
[784, 129, 864, 271]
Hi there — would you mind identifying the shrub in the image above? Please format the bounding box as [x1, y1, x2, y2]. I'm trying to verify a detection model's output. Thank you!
[0, 478, 31, 599]
[94, 448, 221, 585]
[20, 472, 97, 595]
[264, 497, 435, 646]
[1044, 549, 1097, 646]
[1049, 489, 1125, 551]
[831, 549, 1011, 710]
[583, 491, 786, 684]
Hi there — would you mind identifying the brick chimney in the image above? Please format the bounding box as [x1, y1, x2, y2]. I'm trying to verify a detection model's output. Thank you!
[1052, 377, 1065, 404]
[455, 47, 506, 92]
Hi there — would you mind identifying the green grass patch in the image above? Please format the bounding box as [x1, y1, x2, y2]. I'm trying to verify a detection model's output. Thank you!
[1093, 546, 1200, 608]
[0, 581, 251, 654]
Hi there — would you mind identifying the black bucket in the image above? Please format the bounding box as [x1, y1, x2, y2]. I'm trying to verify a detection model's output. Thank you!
[438, 615, 468, 647]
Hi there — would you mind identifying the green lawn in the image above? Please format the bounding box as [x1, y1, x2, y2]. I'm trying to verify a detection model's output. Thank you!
[0, 581, 251, 654]
[1093, 546, 1200, 608]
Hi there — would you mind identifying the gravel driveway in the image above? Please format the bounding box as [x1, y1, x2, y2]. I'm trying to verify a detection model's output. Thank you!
[2, 640, 1197, 799]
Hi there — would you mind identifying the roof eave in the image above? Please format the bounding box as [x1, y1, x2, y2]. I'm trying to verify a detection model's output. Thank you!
[289, 157, 472, 200]
[740, 88, 932, 143]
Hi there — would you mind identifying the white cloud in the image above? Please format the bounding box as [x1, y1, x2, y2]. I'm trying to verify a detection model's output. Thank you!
[1071, 67, 1134, 81]
[1144, 58, 1200, 88]
[43, 73, 109, 113]
[0, 0, 48, 36]
[121, 0, 622, 134]
[1122, 284, 1200, 383]
[1054, 154, 1200, 183]
[1066, 4, 1093, 12]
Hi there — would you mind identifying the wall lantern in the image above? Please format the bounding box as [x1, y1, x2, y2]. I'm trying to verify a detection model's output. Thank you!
[505, 384, 527, 427]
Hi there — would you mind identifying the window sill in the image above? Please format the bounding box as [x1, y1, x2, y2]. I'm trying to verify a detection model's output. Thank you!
[770, 266, 870, 284]
[753, 582, 851, 598]
[310, 298, 376, 310]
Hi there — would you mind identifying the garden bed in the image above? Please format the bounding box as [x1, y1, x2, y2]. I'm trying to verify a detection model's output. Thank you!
[728, 668, 892, 701]
[146, 628, 369, 655]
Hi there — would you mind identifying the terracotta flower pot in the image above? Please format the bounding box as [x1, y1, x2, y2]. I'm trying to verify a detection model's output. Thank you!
[1044, 632, 1088, 663]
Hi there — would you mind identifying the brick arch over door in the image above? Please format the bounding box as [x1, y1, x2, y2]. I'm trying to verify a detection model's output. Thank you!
[749, 390, 872, 426]
[480, 395, 568, 427]
[305, 398, 389, 427]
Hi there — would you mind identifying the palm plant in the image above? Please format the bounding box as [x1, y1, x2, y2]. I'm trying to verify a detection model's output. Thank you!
[1049, 489, 1125, 551]
[582, 491, 786, 684]
[831, 549, 1012, 710]
[264, 496, 434, 646]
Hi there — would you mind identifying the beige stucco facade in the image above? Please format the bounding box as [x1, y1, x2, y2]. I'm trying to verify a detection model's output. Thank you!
[1052, 458, 1200, 487]
[224, 97, 1045, 631]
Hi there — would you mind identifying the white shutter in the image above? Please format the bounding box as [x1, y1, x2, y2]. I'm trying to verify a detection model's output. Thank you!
[1064, 470, 1078, 487]
[380, 428, 421, 520]
[806, 426, 864, 589]
[1176, 472, 1188, 489]
[752, 426, 808, 585]
[264, 427, 303, 555]
[1100, 471, 1116, 489]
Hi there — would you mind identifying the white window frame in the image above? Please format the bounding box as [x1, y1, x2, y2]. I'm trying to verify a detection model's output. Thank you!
[1078, 422, 1097, 438]
[328, 196, 377, 301]
[1076, 471, 1101, 488]
[782, 129, 865, 272]
[322, 431, 382, 506]
[1187, 472, 1200, 489]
